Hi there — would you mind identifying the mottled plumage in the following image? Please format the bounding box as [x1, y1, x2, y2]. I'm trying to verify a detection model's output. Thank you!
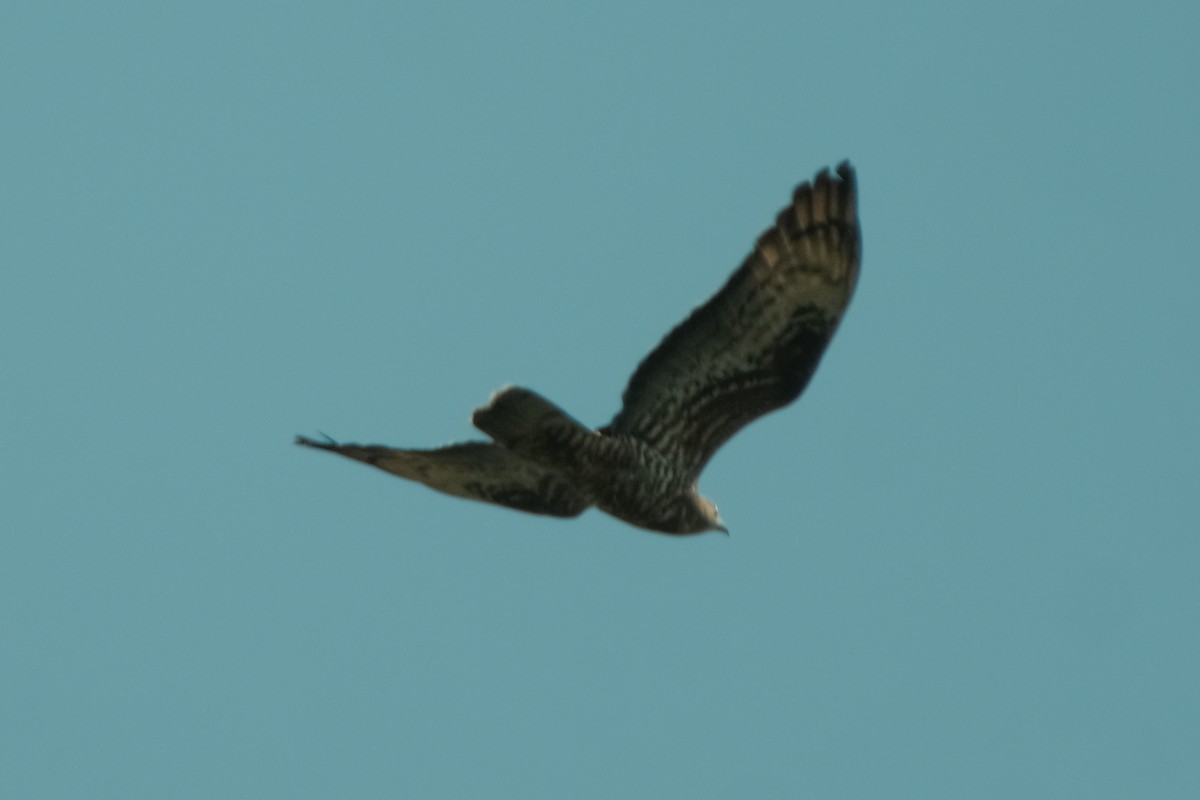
[298, 162, 860, 535]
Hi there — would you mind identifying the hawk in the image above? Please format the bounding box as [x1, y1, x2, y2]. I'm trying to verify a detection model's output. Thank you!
[299, 162, 860, 535]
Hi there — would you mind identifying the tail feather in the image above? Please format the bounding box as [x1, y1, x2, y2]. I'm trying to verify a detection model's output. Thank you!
[472, 387, 593, 462]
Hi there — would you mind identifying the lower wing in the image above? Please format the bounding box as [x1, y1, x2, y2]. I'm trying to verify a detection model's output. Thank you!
[296, 436, 590, 518]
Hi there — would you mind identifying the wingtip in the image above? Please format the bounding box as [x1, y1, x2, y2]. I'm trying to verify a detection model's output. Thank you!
[296, 432, 338, 450]
[835, 160, 856, 192]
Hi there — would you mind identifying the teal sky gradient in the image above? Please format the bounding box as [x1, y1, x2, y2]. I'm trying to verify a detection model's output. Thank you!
[3, 1, 1198, 797]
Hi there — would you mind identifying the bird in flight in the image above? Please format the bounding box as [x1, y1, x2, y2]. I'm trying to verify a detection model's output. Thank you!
[299, 162, 860, 535]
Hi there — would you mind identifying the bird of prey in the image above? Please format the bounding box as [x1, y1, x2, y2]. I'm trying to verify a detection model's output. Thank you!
[298, 162, 860, 535]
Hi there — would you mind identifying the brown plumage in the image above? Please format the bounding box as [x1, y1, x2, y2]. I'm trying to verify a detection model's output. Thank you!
[298, 162, 861, 535]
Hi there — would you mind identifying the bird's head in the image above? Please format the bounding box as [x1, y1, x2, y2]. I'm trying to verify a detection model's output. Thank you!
[688, 491, 729, 536]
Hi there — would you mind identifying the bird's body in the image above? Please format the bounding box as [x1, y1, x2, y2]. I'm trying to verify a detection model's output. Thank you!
[298, 163, 861, 535]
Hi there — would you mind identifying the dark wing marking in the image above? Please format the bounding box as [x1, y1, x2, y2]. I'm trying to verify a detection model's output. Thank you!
[605, 162, 860, 479]
[296, 436, 590, 518]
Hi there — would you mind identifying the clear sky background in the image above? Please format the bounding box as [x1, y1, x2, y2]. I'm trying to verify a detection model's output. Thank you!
[3, 2, 1198, 798]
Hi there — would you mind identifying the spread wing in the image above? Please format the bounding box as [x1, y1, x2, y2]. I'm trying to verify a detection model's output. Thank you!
[605, 162, 860, 479]
[296, 436, 589, 518]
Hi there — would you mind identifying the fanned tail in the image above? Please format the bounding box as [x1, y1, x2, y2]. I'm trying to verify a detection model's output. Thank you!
[472, 387, 595, 465]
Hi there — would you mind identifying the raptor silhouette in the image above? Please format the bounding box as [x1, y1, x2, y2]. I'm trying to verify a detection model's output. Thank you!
[299, 162, 860, 535]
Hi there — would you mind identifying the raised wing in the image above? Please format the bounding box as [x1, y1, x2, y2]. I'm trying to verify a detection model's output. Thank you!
[605, 162, 860, 479]
[296, 436, 589, 518]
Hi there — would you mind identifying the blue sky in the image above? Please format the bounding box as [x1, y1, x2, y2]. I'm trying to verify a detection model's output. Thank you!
[3, 1, 1198, 797]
